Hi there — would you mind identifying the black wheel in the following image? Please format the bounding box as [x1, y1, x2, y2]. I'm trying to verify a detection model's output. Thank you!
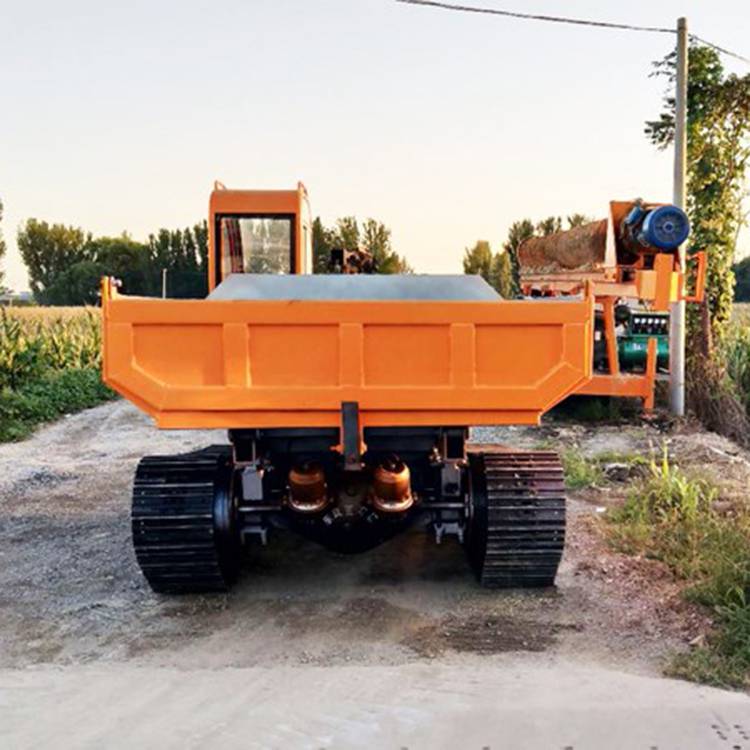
[131, 446, 241, 594]
[466, 451, 566, 588]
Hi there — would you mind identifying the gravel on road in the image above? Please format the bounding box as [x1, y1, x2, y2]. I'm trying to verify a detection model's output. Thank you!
[0, 400, 720, 673]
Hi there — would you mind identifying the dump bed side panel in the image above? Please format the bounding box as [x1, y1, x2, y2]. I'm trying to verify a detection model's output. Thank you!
[102, 290, 593, 429]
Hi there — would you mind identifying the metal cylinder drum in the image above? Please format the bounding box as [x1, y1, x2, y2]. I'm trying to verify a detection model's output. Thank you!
[287, 461, 329, 514]
[370, 456, 413, 514]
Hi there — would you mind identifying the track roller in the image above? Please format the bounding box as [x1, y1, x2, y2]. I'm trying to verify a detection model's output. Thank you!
[466, 451, 566, 588]
[131, 446, 241, 594]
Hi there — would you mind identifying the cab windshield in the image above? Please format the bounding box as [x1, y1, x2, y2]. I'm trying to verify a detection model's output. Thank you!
[219, 215, 293, 276]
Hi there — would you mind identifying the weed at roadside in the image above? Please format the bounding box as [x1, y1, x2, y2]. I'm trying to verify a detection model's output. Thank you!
[0, 369, 116, 442]
[562, 450, 604, 489]
[605, 449, 750, 688]
[561, 449, 644, 490]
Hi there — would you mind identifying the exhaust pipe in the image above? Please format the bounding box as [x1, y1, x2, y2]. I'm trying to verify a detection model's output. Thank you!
[370, 455, 413, 514]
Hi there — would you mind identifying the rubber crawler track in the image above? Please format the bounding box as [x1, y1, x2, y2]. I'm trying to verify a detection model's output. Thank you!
[468, 451, 566, 588]
[131, 446, 239, 594]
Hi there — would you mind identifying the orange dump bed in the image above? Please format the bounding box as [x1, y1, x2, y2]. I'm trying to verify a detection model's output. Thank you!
[102, 281, 593, 429]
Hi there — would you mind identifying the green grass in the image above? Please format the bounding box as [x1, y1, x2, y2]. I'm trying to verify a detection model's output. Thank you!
[0, 368, 117, 442]
[561, 448, 644, 490]
[670, 602, 750, 687]
[562, 449, 604, 489]
[606, 449, 750, 688]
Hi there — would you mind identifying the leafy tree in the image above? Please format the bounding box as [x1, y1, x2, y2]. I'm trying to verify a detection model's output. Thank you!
[566, 213, 593, 229]
[43, 260, 105, 306]
[536, 216, 562, 237]
[147, 229, 172, 275]
[0, 198, 6, 292]
[503, 219, 535, 296]
[646, 43, 750, 345]
[146, 223, 208, 297]
[505, 219, 535, 251]
[735, 256, 750, 302]
[312, 217, 334, 273]
[312, 216, 411, 274]
[382, 252, 412, 274]
[463, 240, 516, 299]
[17, 220, 92, 303]
[193, 221, 209, 269]
[490, 251, 515, 299]
[335, 217, 360, 251]
[90, 234, 152, 295]
[462, 240, 493, 282]
[361, 219, 389, 258]
[361, 219, 412, 273]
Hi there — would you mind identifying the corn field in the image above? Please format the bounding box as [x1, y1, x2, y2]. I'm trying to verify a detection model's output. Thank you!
[734, 303, 750, 326]
[0, 307, 102, 391]
[725, 323, 750, 413]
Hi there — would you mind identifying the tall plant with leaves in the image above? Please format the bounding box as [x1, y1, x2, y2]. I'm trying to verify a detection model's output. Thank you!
[462, 240, 493, 282]
[646, 43, 750, 346]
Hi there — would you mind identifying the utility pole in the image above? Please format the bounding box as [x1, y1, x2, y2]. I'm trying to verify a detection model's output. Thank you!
[161, 268, 168, 299]
[670, 16, 688, 416]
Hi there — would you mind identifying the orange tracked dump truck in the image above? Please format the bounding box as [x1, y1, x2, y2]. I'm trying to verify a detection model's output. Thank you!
[101, 184, 703, 593]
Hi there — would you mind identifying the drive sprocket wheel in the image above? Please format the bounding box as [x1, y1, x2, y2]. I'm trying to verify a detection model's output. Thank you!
[466, 451, 566, 588]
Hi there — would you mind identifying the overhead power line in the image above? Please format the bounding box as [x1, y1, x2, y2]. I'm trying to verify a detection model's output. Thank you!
[396, 0, 673, 34]
[396, 0, 750, 65]
[690, 35, 750, 65]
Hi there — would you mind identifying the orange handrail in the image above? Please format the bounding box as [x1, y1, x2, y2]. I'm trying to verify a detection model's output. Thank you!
[683, 250, 707, 304]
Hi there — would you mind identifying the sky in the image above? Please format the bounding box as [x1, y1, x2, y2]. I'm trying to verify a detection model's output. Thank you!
[1, 0, 749, 291]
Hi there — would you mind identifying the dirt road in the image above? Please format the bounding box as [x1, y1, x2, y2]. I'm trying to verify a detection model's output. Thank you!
[1, 401, 749, 748]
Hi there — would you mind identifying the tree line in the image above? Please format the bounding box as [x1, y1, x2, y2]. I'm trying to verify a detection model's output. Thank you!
[17, 220, 209, 305]
[11, 214, 411, 305]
